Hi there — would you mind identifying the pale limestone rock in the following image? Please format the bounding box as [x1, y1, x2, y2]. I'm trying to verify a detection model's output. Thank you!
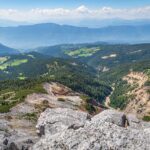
[36, 108, 90, 136]
[32, 108, 150, 150]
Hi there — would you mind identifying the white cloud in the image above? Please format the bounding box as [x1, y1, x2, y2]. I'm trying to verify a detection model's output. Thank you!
[75, 5, 90, 14]
[0, 5, 150, 22]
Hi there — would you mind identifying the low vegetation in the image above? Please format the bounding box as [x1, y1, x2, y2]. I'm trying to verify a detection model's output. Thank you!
[99, 60, 150, 110]
[65, 47, 101, 58]
[0, 43, 150, 114]
[0, 57, 9, 64]
[143, 116, 150, 122]
[0, 59, 28, 70]
[57, 98, 66, 102]
[0, 80, 47, 113]
[109, 80, 131, 109]
[22, 112, 38, 121]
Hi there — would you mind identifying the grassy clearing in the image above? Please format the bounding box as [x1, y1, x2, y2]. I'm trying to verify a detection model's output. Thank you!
[18, 73, 26, 80]
[27, 54, 35, 59]
[14, 84, 47, 102]
[0, 57, 9, 64]
[18, 76, 26, 80]
[143, 116, 150, 122]
[65, 47, 101, 58]
[0, 59, 28, 70]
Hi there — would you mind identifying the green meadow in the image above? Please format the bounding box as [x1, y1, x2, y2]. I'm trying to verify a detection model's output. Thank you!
[65, 47, 101, 58]
[0, 59, 28, 70]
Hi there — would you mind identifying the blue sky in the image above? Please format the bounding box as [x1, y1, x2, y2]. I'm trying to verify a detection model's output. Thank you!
[0, 0, 150, 25]
[0, 0, 150, 9]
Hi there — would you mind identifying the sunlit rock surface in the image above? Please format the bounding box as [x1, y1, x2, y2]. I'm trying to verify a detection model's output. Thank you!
[32, 109, 150, 150]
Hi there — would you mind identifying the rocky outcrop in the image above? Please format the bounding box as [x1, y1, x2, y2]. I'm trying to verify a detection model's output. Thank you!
[0, 82, 88, 150]
[0, 114, 38, 150]
[25, 82, 85, 110]
[0, 82, 149, 150]
[36, 108, 90, 137]
[123, 72, 150, 118]
[32, 108, 150, 150]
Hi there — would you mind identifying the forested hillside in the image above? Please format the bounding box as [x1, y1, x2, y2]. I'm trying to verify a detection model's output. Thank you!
[0, 43, 149, 119]
[0, 52, 112, 113]
[37, 43, 150, 70]
[0, 43, 19, 56]
[99, 59, 150, 120]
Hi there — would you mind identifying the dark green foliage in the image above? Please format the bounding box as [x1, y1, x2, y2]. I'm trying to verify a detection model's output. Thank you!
[143, 116, 150, 122]
[37, 43, 150, 70]
[99, 59, 150, 110]
[145, 81, 150, 86]
[0, 43, 19, 56]
[78, 43, 150, 69]
[57, 98, 66, 102]
[0, 103, 11, 113]
[0, 56, 112, 113]
[85, 103, 96, 114]
[109, 80, 130, 109]
[0, 79, 47, 113]
[42, 59, 112, 102]
[0, 43, 150, 112]
[22, 112, 37, 121]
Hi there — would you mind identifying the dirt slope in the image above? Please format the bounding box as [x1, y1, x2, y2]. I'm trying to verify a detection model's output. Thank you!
[0, 82, 88, 149]
[123, 72, 150, 118]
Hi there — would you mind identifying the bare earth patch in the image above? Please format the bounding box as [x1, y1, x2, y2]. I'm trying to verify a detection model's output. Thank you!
[0, 82, 86, 149]
[123, 72, 150, 118]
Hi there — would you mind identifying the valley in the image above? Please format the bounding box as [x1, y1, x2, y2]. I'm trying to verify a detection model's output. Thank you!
[0, 43, 150, 116]
[0, 42, 150, 149]
[0, 0, 150, 149]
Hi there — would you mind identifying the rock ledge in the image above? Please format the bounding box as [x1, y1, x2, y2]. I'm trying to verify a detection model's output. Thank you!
[32, 108, 150, 150]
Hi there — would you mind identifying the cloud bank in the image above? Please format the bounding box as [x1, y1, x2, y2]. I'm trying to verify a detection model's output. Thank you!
[0, 5, 150, 22]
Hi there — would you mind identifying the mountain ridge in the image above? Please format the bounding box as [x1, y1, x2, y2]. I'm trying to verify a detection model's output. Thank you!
[1, 23, 150, 49]
[0, 43, 19, 56]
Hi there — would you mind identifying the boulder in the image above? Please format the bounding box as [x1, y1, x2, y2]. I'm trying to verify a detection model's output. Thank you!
[32, 108, 150, 150]
[36, 108, 90, 136]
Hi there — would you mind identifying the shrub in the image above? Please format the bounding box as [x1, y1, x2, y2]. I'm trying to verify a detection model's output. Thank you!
[22, 112, 37, 121]
[58, 98, 66, 102]
[143, 116, 150, 122]
[0, 105, 10, 113]
[85, 103, 96, 114]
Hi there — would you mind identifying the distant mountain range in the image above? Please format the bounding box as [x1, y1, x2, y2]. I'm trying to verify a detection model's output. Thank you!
[0, 23, 150, 49]
[0, 19, 29, 27]
[0, 43, 19, 56]
[1, 18, 150, 28]
[72, 19, 150, 28]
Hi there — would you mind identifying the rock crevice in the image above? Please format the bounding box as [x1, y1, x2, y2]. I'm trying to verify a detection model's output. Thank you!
[32, 108, 150, 150]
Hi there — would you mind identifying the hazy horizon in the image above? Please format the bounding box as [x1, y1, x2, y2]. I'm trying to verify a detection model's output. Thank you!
[0, 0, 150, 27]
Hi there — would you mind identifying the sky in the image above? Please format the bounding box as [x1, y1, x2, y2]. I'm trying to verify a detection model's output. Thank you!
[0, 0, 150, 9]
[0, 0, 150, 25]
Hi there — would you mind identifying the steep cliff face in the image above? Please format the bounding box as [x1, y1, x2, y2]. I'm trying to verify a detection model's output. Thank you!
[32, 108, 150, 150]
[123, 72, 150, 118]
[0, 82, 149, 150]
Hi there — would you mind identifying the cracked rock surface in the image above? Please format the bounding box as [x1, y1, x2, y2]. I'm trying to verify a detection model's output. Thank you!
[32, 109, 150, 150]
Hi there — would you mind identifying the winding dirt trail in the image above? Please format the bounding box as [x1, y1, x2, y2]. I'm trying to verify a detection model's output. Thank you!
[104, 87, 115, 109]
